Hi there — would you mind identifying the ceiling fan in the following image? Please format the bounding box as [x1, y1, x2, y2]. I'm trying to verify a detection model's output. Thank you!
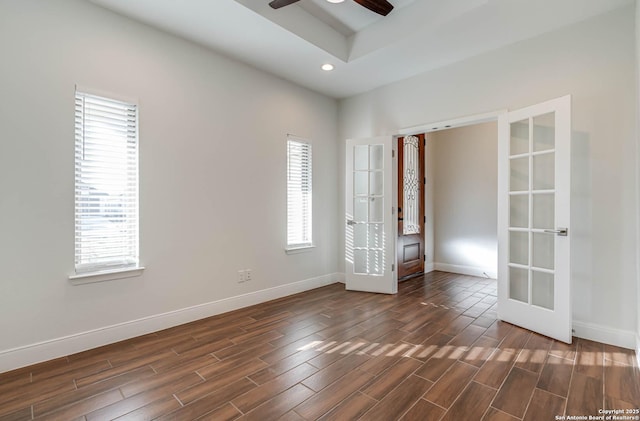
[269, 0, 394, 17]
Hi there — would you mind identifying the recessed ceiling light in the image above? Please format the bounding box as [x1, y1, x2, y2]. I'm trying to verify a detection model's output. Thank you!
[326, 0, 345, 3]
[321, 63, 334, 71]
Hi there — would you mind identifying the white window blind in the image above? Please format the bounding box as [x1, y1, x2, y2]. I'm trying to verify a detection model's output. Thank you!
[74, 90, 139, 274]
[287, 138, 312, 248]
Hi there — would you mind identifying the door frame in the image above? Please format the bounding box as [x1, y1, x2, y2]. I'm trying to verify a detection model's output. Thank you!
[397, 109, 507, 280]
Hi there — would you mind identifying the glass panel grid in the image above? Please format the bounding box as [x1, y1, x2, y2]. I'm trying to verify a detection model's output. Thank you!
[352, 143, 385, 276]
[508, 114, 557, 307]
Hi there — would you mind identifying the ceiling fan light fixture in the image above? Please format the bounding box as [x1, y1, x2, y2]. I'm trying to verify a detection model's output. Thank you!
[270, 0, 393, 16]
[321, 63, 335, 71]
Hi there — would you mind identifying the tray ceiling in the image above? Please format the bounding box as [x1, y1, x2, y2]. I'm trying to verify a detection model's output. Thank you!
[88, 0, 633, 98]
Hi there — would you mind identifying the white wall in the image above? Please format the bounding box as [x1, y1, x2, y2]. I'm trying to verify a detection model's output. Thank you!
[339, 6, 638, 347]
[0, 0, 339, 371]
[430, 123, 498, 278]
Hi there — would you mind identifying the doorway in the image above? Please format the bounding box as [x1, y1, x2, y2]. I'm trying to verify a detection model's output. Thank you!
[425, 122, 498, 279]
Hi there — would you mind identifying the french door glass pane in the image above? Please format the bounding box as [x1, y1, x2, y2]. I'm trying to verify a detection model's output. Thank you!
[354, 249, 367, 274]
[510, 195, 528, 228]
[533, 232, 554, 270]
[370, 171, 383, 196]
[509, 267, 529, 303]
[370, 145, 384, 170]
[355, 171, 368, 196]
[533, 193, 554, 229]
[510, 231, 529, 265]
[355, 145, 369, 171]
[369, 197, 383, 223]
[533, 112, 555, 152]
[510, 119, 529, 155]
[369, 224, 383, 249]
[353, 223, 367, 248]
[354, 197, 368, 222]
[532, 270, 554, 310]
[369, 250, 383, 275]
[510, 157, 529, 191]
[533, 153, 554, 190]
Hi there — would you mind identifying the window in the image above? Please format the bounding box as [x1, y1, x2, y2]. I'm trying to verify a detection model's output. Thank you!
[74, 90, 139, 275]
[287, 137, 313, 250]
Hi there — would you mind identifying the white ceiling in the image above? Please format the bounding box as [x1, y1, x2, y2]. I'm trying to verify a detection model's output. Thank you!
[88, 0, 633, 99]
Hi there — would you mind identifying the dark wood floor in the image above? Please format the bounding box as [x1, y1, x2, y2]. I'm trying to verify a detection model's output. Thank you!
[1, 271, 638, 420]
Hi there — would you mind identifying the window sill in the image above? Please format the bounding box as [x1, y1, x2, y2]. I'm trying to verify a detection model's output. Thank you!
[69, 267, 145, 285]
[285, 245, 316, 255]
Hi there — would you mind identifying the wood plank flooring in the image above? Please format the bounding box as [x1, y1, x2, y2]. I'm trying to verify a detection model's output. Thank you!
[1, 271, 638, 420]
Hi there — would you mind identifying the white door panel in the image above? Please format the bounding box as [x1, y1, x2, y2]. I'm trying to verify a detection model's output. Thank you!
[345, 136, 397, 294]
[497, 95, 571, 343]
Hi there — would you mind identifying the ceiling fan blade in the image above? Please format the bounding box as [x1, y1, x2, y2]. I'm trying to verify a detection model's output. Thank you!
[269, 0, 301, 9]
[353, 0, 394, 16]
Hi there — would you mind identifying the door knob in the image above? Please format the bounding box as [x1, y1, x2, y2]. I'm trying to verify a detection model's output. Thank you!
[544, 228, 568, 236]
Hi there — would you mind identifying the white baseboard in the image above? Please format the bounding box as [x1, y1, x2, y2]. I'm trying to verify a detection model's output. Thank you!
[425, 262, 435, 273]
[0, 273, 340, 374]
[636, 332, 640, 367]
[572, 320, 636, 350]
[434, 262, 497, 279]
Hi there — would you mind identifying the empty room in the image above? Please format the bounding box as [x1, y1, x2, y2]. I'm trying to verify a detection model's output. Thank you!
[0, 0, 639, 420]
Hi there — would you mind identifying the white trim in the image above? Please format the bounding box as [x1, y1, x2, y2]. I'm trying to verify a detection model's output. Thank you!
[398, 109, 506, 136]
[0, 273, 340, 374]
[434, 262, 497, 279]
[572, 320, 636, 350]
[285, 245, 316, 254]
[74, 84, 138, 106]
[69, 267, 145, 285]
[425, 262, 435, 273]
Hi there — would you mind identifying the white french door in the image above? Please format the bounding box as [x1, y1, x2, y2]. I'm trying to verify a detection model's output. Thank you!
[497, 95, 572, 343]
[345, 136, 397, 294]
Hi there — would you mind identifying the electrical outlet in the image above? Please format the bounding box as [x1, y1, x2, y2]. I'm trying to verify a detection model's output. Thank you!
[245, 269, 252, 282]
[237, 270, 245, 283]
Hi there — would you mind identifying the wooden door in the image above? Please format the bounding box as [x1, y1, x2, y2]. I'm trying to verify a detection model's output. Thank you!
[397, 134, 425, 280]
[497, 95, 572, 343]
